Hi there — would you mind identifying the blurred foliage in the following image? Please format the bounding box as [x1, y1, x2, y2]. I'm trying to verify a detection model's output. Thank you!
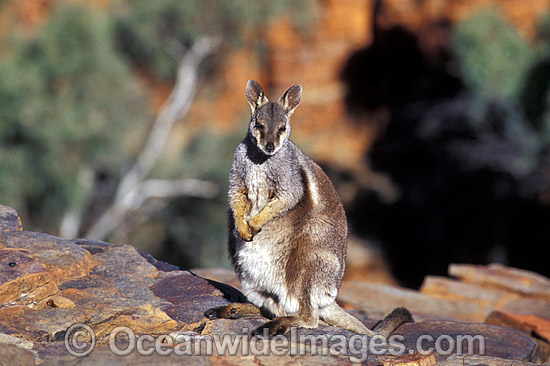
[454, 9, 550, 142]
[453, 9, 534, 103]
[0, 0, 313, 269]
[451, 9, 550, 177]
[112, 0, 316, 79]
[0, 2, 149, 229]
[521, 12, 550, 137]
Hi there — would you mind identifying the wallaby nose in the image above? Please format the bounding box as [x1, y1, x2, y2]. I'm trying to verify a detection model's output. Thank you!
[265, 142, 275, 153]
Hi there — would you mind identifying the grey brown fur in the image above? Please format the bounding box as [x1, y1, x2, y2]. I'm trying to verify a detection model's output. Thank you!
[205, 80, 412, 337]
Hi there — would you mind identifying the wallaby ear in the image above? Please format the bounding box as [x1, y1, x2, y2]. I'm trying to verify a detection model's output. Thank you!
[246, 80, 269, 114]
[278, 84, 302, 116]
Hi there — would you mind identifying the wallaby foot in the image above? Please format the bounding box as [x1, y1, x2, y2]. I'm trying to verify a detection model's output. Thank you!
[205, 303, 262, 320]
[252, 314, 319, 337]
[252, 299, 319, 337]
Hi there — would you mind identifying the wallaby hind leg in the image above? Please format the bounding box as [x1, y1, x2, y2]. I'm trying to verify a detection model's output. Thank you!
[319, 302, 376, 336]
[252, 285, 319, 336]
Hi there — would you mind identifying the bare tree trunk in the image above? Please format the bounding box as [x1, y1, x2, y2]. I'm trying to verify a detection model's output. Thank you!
[80, 37, 217, 240]
[59, 166, 94, 239]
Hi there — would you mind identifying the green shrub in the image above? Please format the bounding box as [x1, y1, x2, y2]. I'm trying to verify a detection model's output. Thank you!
[453, 9, 534, 103]
[0, 2, 149, 229]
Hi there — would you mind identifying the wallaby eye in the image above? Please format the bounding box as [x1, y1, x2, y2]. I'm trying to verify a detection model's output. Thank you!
[279, 126, 286, 133]
[254, 122, 264, 130]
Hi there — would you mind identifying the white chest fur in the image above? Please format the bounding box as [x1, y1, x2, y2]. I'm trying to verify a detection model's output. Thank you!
[236, 234, 299, 315]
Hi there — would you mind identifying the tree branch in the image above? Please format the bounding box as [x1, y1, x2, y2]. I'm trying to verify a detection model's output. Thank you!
[130, 178, 220, 210]
[83, 36, 217, 240]
[115, 37, 214, 203]
[85, 178, 219, 240]
[59, 166, 94, 239]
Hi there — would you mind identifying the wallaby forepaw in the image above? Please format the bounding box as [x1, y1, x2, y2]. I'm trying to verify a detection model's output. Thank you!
[247, 217, 262, 234]
[238, 229, 254, 242]
[252, 319, 290, 337]
[237, 223, 261, 242]
[249, 223, 261, 237]
[236, 222, 255, 241]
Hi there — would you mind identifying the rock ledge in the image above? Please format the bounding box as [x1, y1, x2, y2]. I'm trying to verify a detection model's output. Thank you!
[0, 204, 547, 365]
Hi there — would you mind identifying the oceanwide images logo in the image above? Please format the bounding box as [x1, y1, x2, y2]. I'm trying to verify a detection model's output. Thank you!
[64, 324, 486, 362]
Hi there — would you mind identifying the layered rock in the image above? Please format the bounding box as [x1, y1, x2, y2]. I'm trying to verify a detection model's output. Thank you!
[0, 204, 548, 365]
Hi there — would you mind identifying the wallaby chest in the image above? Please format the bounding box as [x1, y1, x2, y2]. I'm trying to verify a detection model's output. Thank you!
[244, 162, 274, 219]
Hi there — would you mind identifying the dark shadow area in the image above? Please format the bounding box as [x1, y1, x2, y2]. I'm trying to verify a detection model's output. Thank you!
[138, 247, 248, 302]
[198, 276, 248, 303]
[340, 5, 550, 288]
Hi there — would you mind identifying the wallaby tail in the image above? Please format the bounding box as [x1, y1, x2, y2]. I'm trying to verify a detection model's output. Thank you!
[319, 302, 376, 336]
[320, 303, 413, 338]
[373, 307, 414, 338]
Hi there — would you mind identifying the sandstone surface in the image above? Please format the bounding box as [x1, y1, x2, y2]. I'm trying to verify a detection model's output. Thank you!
[0, 204, 547, 365]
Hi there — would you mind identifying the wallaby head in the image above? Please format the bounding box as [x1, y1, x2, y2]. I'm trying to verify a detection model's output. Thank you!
[245, 80, 302, 156]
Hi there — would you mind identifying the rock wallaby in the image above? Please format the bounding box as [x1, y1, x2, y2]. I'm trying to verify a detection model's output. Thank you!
[206, 80, 412, 337]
